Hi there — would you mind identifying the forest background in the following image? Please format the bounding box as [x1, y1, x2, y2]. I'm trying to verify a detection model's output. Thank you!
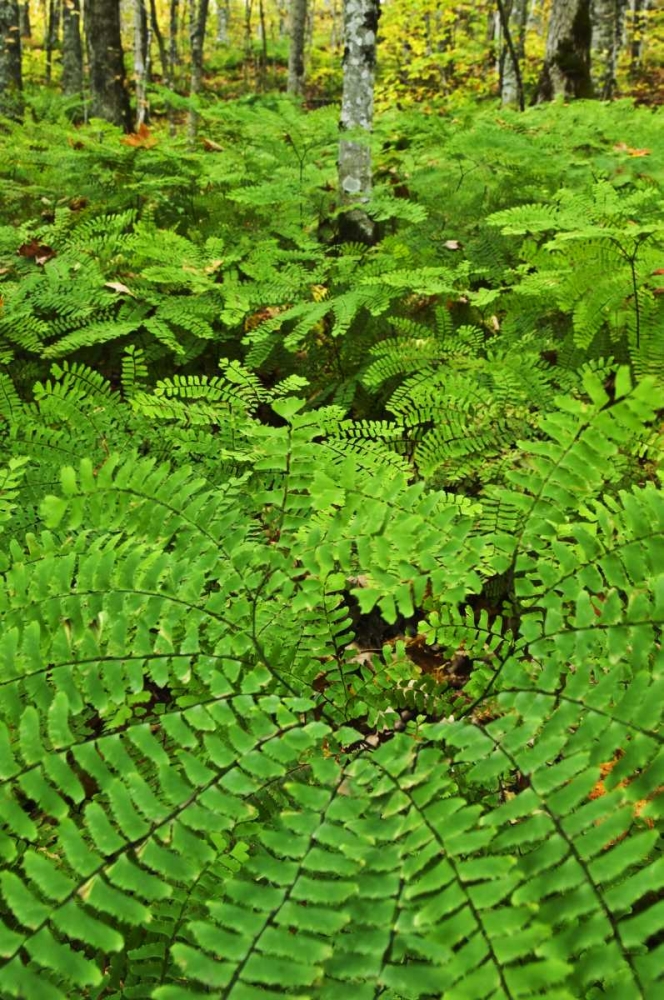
[0, 2, 663, 1000]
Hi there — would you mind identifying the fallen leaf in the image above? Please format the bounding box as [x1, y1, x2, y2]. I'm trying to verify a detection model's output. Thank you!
[18, 239, 56, 265]
[444, 239, 461, 250]
[121, 123, 157, 149]
[104, 281, 135, 296]
[202, 137, 224, 152]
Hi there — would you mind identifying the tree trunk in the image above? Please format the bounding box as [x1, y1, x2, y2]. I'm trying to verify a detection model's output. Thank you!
[45, 0, 60, 83]
[628, 0, 650, 72]
[169, 0, 179, 70]
[213, 0, 229, 43]
[86, 0, 132, 129]
[187, 0, 209, 139]
[590, 0, 627, 98]
[536, 0, 593, 100]
[148, 0, 168, 79]
[257, 0, 267, 89]
[19, 1, 29, 37]
[0, 0, 22, 118]
[287, 0, 306, 95]
[338, 0, 380, 244]
[134, 0, 150, 126]
[498, 0, 527, 108]
[62, 0, 83, 96]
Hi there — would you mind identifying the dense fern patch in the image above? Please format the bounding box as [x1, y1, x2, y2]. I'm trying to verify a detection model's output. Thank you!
[0, 99, 662, 998]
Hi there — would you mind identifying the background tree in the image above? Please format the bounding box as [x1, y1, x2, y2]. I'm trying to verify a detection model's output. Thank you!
[537, 0, 593, 100]
[591, 0, 628, 98]
[134, 0, 150, 126]
[18, 0, 28, 37]
[45, 0, 59, 83]
[188, 0, 210, 138]
[61, 0, 83, 99]
[497, 0, 527, 108]
[338, 0, 381, 243]
[287, 0, 307, 95]
[86, 0, 132, 128]
[0, 0, 22, 118]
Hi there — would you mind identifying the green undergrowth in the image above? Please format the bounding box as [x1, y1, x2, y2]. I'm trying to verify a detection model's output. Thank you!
[0, 97, 662, 998]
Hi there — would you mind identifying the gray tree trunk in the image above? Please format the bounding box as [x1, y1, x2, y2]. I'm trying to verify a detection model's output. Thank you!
[213, 0, 229, 43]
[134, 0, 150, 126]
[628, 0, 650, 71]
[338, 0, 380, 243]
[45, 0, 60, 83]
[287, 0, 307, 95]
[590, 0, 627, 98]
[187, 0, 209, 139]
[62, 0, 83, 97]
[536, 0, 593, 100]
[499, 0, 528, 107]
[0, 0, 22, 118]
[19, 0, 29, 36]
[86, 0, 132, 129]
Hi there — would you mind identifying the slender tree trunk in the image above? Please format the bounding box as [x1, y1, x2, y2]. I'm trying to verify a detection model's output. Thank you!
[61, 0, 83, 96]
[628, 0, 650, 73]
[187, 0, 209, 139]
[590, 0, 627, 98]
[148, 0, 168, 78]
[0, 0, 22, 117]
[257, 0, 267, 88]
[287, 0, 306, 95]
[86, 0, 132, 128]
[19, 1, 30, 36]
[338, 0, 380, 244]
[536, 0, 593, 100]
[45, 0, 60, 83]
[213, 0, 229, 43]
[134, 0, 150, 125]
[243, 0, 252, 88]
[498, 0, 527, 108]
[169, 0, 179, 69]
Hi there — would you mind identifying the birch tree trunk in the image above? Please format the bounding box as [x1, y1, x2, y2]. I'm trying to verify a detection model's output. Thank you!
[628, 0, 650, 72]
[188, 0, 209, 139]
[590, 0, 627, 98]
[134, 0, 150, 126]
[338, 0, 380, 243]
[213, 0, 229, 43]
[0, 0, 22, 118]
[62, 0, 83, 97]
[86, 0, 132, 129]
[498, 0, 527, 108]
[536, 0, 593, 100]
[287, 0, 307, 95]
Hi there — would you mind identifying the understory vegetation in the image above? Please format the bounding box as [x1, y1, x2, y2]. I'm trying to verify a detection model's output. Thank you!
[0, 95, 663, 998]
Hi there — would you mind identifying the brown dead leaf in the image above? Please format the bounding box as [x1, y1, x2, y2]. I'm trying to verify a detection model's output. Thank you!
[18, 239, 56, 265]
[202, 137, 224, 152]
[613, 142, 651, 157]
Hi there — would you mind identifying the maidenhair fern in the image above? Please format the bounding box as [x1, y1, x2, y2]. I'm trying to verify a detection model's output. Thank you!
[0, 364, 660, 999]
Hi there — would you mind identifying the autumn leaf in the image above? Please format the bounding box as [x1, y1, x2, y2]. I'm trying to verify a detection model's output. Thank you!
[202, 137, 224, 152]
[17, 239, 56, 265]
[613, 142, 651, 157]
[121, 123, 157, 149]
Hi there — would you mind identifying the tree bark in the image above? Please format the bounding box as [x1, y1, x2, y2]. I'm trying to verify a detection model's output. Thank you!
[62, 0, 83, 97]
[187, 0, 209, 139]
[536, 0, 593, 100]
[338, 0, 380, 244]
[498, 0, 527, 108]
[590, 0, 627, 98]
[287, 0, 307, 95]
[45, 0, 60, 83]
[628, 0, 650, 72]
[148, 0, 168, 79]
[19, 1, 29, 37]
[86, 0, 132, 129]
[0, 0, 22, 118]
[213, 0, 230, 43]
[134, 0, 150, 126]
